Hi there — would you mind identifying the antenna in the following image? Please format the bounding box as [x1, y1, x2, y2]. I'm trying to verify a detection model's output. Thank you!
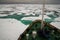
[41, 0, 46, 29]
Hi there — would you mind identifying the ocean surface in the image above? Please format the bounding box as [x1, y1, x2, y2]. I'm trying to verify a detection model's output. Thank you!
[0, 4, 60, 40]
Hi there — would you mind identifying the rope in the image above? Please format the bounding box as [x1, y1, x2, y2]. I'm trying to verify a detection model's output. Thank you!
[41, 0, 46, 29]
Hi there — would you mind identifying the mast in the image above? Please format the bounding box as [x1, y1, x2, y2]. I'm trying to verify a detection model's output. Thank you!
[41, 0, 46, 29]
